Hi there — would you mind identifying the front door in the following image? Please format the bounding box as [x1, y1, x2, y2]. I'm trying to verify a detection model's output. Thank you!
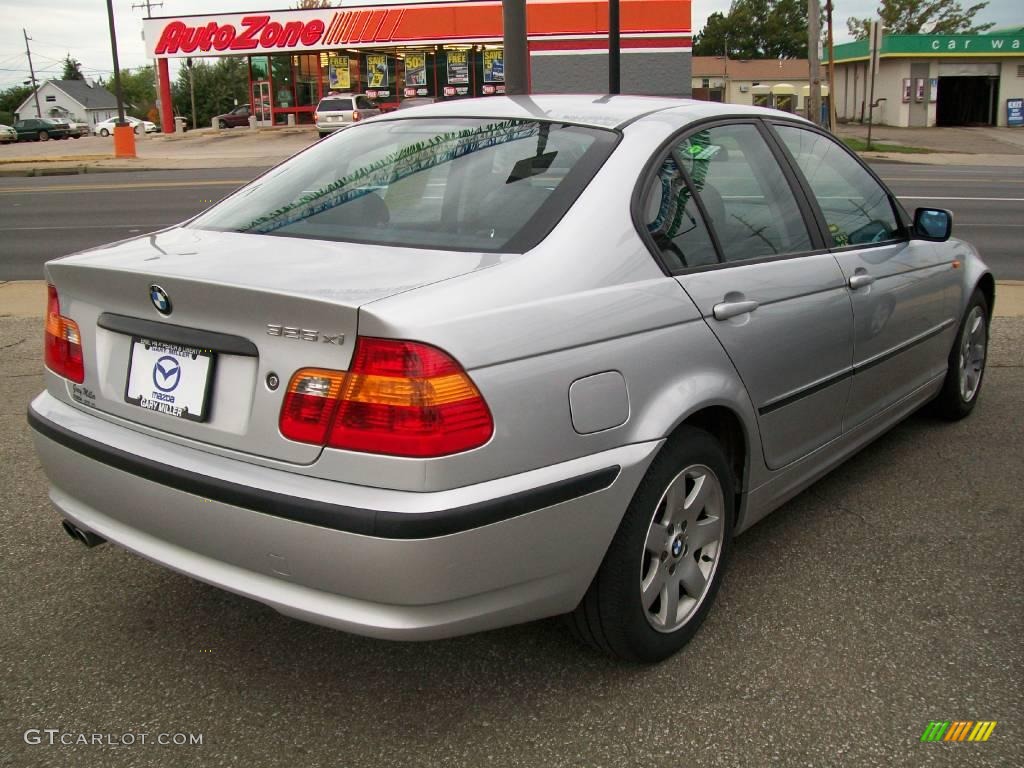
[772, 123, 958, 430]
[644, 121, 854, 469]
[252, 81, 272, 127]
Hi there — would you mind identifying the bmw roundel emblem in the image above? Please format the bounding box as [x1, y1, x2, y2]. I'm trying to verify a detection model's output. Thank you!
[149, 284, 172, 316]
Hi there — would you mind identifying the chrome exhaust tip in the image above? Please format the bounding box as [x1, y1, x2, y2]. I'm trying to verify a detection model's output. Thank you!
[61, 520, 107, 548]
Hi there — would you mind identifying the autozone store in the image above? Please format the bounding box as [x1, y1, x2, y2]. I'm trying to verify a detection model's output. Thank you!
[143, 0, 692, 133]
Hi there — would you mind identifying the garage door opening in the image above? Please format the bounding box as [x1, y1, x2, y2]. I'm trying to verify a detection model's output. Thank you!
[937, 75, 999, 126]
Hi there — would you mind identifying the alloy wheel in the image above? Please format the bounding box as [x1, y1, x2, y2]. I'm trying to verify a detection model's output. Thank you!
[958, 305, 987, 403]
[640, 464, 726, 633]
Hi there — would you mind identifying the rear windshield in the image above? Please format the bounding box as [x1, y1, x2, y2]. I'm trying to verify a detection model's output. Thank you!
[317, 99, 351, 112]
[190, 118, 617, 252]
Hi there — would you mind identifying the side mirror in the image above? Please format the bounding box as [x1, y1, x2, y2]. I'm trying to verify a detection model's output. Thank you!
[914, 207, 952, 242]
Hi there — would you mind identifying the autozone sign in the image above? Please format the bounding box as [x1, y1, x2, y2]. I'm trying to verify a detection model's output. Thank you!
[153, 15, 327, 54]
[144, 2, 692, 58]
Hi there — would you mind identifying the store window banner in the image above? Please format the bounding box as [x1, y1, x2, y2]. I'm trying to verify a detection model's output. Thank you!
[328, 55, 350, 90]
[447, 50, 469, 84]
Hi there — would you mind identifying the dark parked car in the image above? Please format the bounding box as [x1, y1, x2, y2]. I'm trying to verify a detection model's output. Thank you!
[213, 104, 251, 128]
[14, 118, 70, 142]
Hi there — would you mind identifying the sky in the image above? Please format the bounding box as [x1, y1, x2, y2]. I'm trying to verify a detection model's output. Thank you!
[0, 0, 1019, 90]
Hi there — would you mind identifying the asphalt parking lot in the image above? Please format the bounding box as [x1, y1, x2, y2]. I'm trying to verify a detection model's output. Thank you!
[1, 307, 1021, 768]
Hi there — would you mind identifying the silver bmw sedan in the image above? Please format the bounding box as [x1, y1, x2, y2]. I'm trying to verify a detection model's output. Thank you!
[29, 96, 993, 662]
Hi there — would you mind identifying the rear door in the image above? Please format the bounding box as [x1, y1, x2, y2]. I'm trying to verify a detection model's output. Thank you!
[770, 123, 958, 430]
[643, 121, 854, 469]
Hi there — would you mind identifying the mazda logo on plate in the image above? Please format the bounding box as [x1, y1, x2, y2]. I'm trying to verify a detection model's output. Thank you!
[149, 284, 172, 315]
[153, 356, 181, 392]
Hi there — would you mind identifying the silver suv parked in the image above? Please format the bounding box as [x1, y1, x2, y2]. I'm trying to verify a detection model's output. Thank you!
[314, 93, 381, 137]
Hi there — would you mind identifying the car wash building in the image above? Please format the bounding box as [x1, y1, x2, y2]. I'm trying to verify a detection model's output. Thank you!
[143, 0, 692, 133]
[831, 29, 1024, 127]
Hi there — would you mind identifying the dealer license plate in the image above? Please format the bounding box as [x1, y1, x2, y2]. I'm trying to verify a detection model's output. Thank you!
[124, 337, 215, 422]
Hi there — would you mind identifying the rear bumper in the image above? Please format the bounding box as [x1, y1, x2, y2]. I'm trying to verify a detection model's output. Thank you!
[29, 392, 659, 640]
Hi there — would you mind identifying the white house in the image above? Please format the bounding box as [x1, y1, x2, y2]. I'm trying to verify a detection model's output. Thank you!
[15, 79, 120, 126]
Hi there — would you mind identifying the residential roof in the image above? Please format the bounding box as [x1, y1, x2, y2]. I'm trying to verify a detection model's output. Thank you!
[50, 79, 119, 110]
[16, 79, 119, 115]
[691, 56, 816, 80]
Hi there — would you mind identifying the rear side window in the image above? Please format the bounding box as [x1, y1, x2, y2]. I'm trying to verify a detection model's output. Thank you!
[317, 98, 352, 112]
[643, 155, 719, 271]
[191, 118, 617, 253]
[680, 124, 812, 263]
[775, 124, 901, 247]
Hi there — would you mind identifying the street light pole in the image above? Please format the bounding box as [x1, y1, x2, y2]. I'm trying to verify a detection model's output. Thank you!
[608, 0, 620, 94]
[502, 0, 529, 95]
[105, 0, 136, 157]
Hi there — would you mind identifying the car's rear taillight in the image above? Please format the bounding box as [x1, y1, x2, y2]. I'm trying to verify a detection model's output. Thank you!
[352, 110, 361, 122]
[313, 112, 319, 122]
[44, 284, 84, 383]
[279, 338, 493, 457]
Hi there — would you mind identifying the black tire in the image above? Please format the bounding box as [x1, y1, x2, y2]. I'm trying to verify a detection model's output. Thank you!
[568, 427, 735, 662]
[71, 134, 80, 139]
[133, 125, 141, 135]
[218, 119, 228, 129]
[38, 130, 49, 141]
[933, 288, 990, 421]
[99, 128, 110, 137]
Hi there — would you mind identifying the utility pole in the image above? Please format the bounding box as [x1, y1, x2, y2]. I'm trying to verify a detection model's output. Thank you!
[608, 0, 620, 94]
[807, 0, 821, 126]
[723, 34, 729, 103]
[866, 20, 881, 150]
[825, 0, 836, 130]
[502, 0, 529, 95]
[105, 0, 136, 157]
[132, 0, 163, 123]
[23, 29, 42, 118]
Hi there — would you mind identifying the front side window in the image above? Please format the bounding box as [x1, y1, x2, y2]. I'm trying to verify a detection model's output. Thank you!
[677, 123, 812, 262]
[191, 118, 617, 253]
[355, 96, 375, 110]
[775, 124, 901, 247]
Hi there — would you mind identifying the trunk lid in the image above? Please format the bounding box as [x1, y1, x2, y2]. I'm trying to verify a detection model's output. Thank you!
[46, 227, 497, 464]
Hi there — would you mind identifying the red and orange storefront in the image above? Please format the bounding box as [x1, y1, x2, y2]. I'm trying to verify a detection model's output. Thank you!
[143, 0, 692, 133]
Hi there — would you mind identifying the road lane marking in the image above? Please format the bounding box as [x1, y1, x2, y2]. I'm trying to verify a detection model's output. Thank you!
[897, 196, 1024, 202]
[0, 179, 249, 194]
[0, 224, 160, 231]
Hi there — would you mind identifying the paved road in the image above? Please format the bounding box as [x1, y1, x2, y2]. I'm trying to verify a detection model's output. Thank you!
[2, 313, 1021, 767]
[0, 162, 1022, 281]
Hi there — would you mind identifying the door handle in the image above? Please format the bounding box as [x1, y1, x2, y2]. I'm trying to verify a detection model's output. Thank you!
[848, 273, 875, 290]
[713, 300, 759, 321]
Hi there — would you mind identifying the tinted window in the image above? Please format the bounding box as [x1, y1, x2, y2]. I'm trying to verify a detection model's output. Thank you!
[355, 96, 375, 110]
[775, 124, 901, 247]
[317, 99, 352, 112]
[679, 124, 812, 262]
[191, 118, 616, 253]
[643, 155, 719, 271]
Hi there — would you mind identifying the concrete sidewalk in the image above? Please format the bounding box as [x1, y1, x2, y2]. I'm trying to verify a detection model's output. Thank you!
[0, 128, 317, 177]
[835, 123, 1024, 166]
[5, 279, 1023, 319]
[4, 120, 1024, 177]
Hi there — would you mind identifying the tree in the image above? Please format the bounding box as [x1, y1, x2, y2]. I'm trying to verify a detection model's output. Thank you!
[846, 0, 994, 39]
[61, 54, 85, 80]
[171, 57, 250, 127]
[118, 66, 157, 119]
[0, 84, 34, 123]
[693, 0, 808, 58]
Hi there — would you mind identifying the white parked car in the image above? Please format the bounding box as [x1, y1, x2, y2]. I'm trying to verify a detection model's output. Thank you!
[93, 116, 158, 137]
[0, 123, 16, 144]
